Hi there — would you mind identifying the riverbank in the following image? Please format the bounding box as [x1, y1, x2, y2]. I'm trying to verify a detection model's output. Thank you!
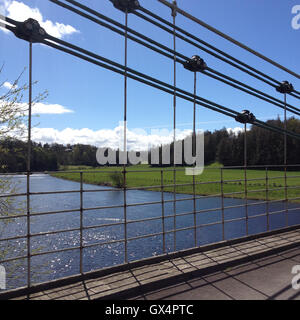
[49, 164, 300, 203]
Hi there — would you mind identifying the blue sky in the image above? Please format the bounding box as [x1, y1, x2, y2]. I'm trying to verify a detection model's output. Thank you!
[0, 0, 299, 148]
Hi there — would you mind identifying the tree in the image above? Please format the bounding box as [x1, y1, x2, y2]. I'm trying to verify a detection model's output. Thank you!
[0, 66, 48, 288]
[0, 66, 48, 138]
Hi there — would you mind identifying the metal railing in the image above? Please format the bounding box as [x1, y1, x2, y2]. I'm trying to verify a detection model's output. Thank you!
[0, 0, 299, 292]
[1, 164, 300, 290]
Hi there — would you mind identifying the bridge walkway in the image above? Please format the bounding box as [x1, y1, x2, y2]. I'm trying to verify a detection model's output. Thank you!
[2, 226, 300, 300]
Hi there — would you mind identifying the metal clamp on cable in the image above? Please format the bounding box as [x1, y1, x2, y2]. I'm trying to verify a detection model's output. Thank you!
[276, 81, 294, 94]
[109, 0, 140, 13]
[235, 110, 256, 124]
[11, 18, 47, 43]
[183, 55, 207, 72]
[171, 0, 178, 17]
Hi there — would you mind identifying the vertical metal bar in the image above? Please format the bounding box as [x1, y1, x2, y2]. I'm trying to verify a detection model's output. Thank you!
[244, 123, 248, 236]
[284, 166, 288, 226]
[79, 171, 83, 274]
[193, 72, 196, 149]
[221, 168, 225, 241]
[192, 173, 197, 247]
[284, 93, 288, 227]
[192, 71, 197, 247]
[26, 41, 32, 290]
[265, 167, 269, 231]
[284, 93, 287, 166]
[123, 10, 128, 263]
[161, 170, 166, 253]
[172, 2, 177, 252]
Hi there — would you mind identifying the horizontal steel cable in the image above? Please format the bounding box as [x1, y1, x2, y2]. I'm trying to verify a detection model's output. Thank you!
[3, 16, 236, 118]
[50, 0, 300, 115]
[28, 41, 300, 140]
[136, 6, 300, 100]
[2, 19, 300, 141]
[204, 68, 300, 115]
[157, 0, 300, 81]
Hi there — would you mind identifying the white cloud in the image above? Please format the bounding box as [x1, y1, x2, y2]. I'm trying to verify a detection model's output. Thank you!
[32, 102, 74, 114]
[227, 127, 249, 135]
[0, 100, 74, 115]
[25, 125, 195, 150]
[1, 0, 79, 38]
[2, 81, 17, 89]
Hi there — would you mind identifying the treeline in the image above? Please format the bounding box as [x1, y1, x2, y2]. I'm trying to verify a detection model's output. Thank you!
[0, 140, 98, 173]
[215, 117, 300, 166]
[151, 117, 300, 167]
[0, 117, 299, 172]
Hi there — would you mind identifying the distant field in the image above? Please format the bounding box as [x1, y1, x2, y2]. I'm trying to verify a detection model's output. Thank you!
[50, 163, 300, 202]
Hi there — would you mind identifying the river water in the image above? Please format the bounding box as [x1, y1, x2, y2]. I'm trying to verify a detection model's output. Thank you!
[1, 174, 300, 290]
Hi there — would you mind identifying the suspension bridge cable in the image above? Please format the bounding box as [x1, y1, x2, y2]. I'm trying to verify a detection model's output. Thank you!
[49, 0, 300, 114]
[49, 0, 186, 63]
[26, 40, 32, 290]
[253, 118, 292, 138]
[38, 36, 242, 118]
[37, 37, 237, 117]
[2, 19, 300, 142]
[58, 0, 300, 99]
[284, 92, 288, 226]
[243, 121, 249, 235]
[42, 39, 300, 140]
[123, 9, 128, 263]
[157, 0, 300, 81]
[136, 7, 281, 86]
[172, 5, 177, 252]
[203, 70, 300, 117]
[204, 68, 300, 114]
[192, 70, 197, 246]
[135, 7, 300, 99]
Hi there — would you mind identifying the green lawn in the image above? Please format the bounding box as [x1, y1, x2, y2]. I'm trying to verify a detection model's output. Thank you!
[50, 164, 300, 202]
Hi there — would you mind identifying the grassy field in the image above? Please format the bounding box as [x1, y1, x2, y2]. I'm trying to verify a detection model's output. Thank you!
[50, 163, 300, 202]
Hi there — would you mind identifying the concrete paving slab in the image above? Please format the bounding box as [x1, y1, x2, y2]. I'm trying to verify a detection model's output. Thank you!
[230, 258, 298, 298]
[136, 249, 300, 300]
[204, 273, 267, 300]
[280, 247, 300, 262]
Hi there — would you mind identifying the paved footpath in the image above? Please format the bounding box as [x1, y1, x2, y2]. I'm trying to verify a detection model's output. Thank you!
[130, 246, 300, 300]
[3, 227, 300, 300]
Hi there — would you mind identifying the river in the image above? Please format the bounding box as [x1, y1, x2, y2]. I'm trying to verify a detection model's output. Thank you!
[1, 174, 300, 290]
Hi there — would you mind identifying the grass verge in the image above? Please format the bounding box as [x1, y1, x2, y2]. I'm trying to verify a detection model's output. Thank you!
[50, 164, 300, 202]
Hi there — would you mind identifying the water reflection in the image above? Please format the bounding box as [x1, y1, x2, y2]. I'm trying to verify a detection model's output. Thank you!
[1, 174, 299, 290]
